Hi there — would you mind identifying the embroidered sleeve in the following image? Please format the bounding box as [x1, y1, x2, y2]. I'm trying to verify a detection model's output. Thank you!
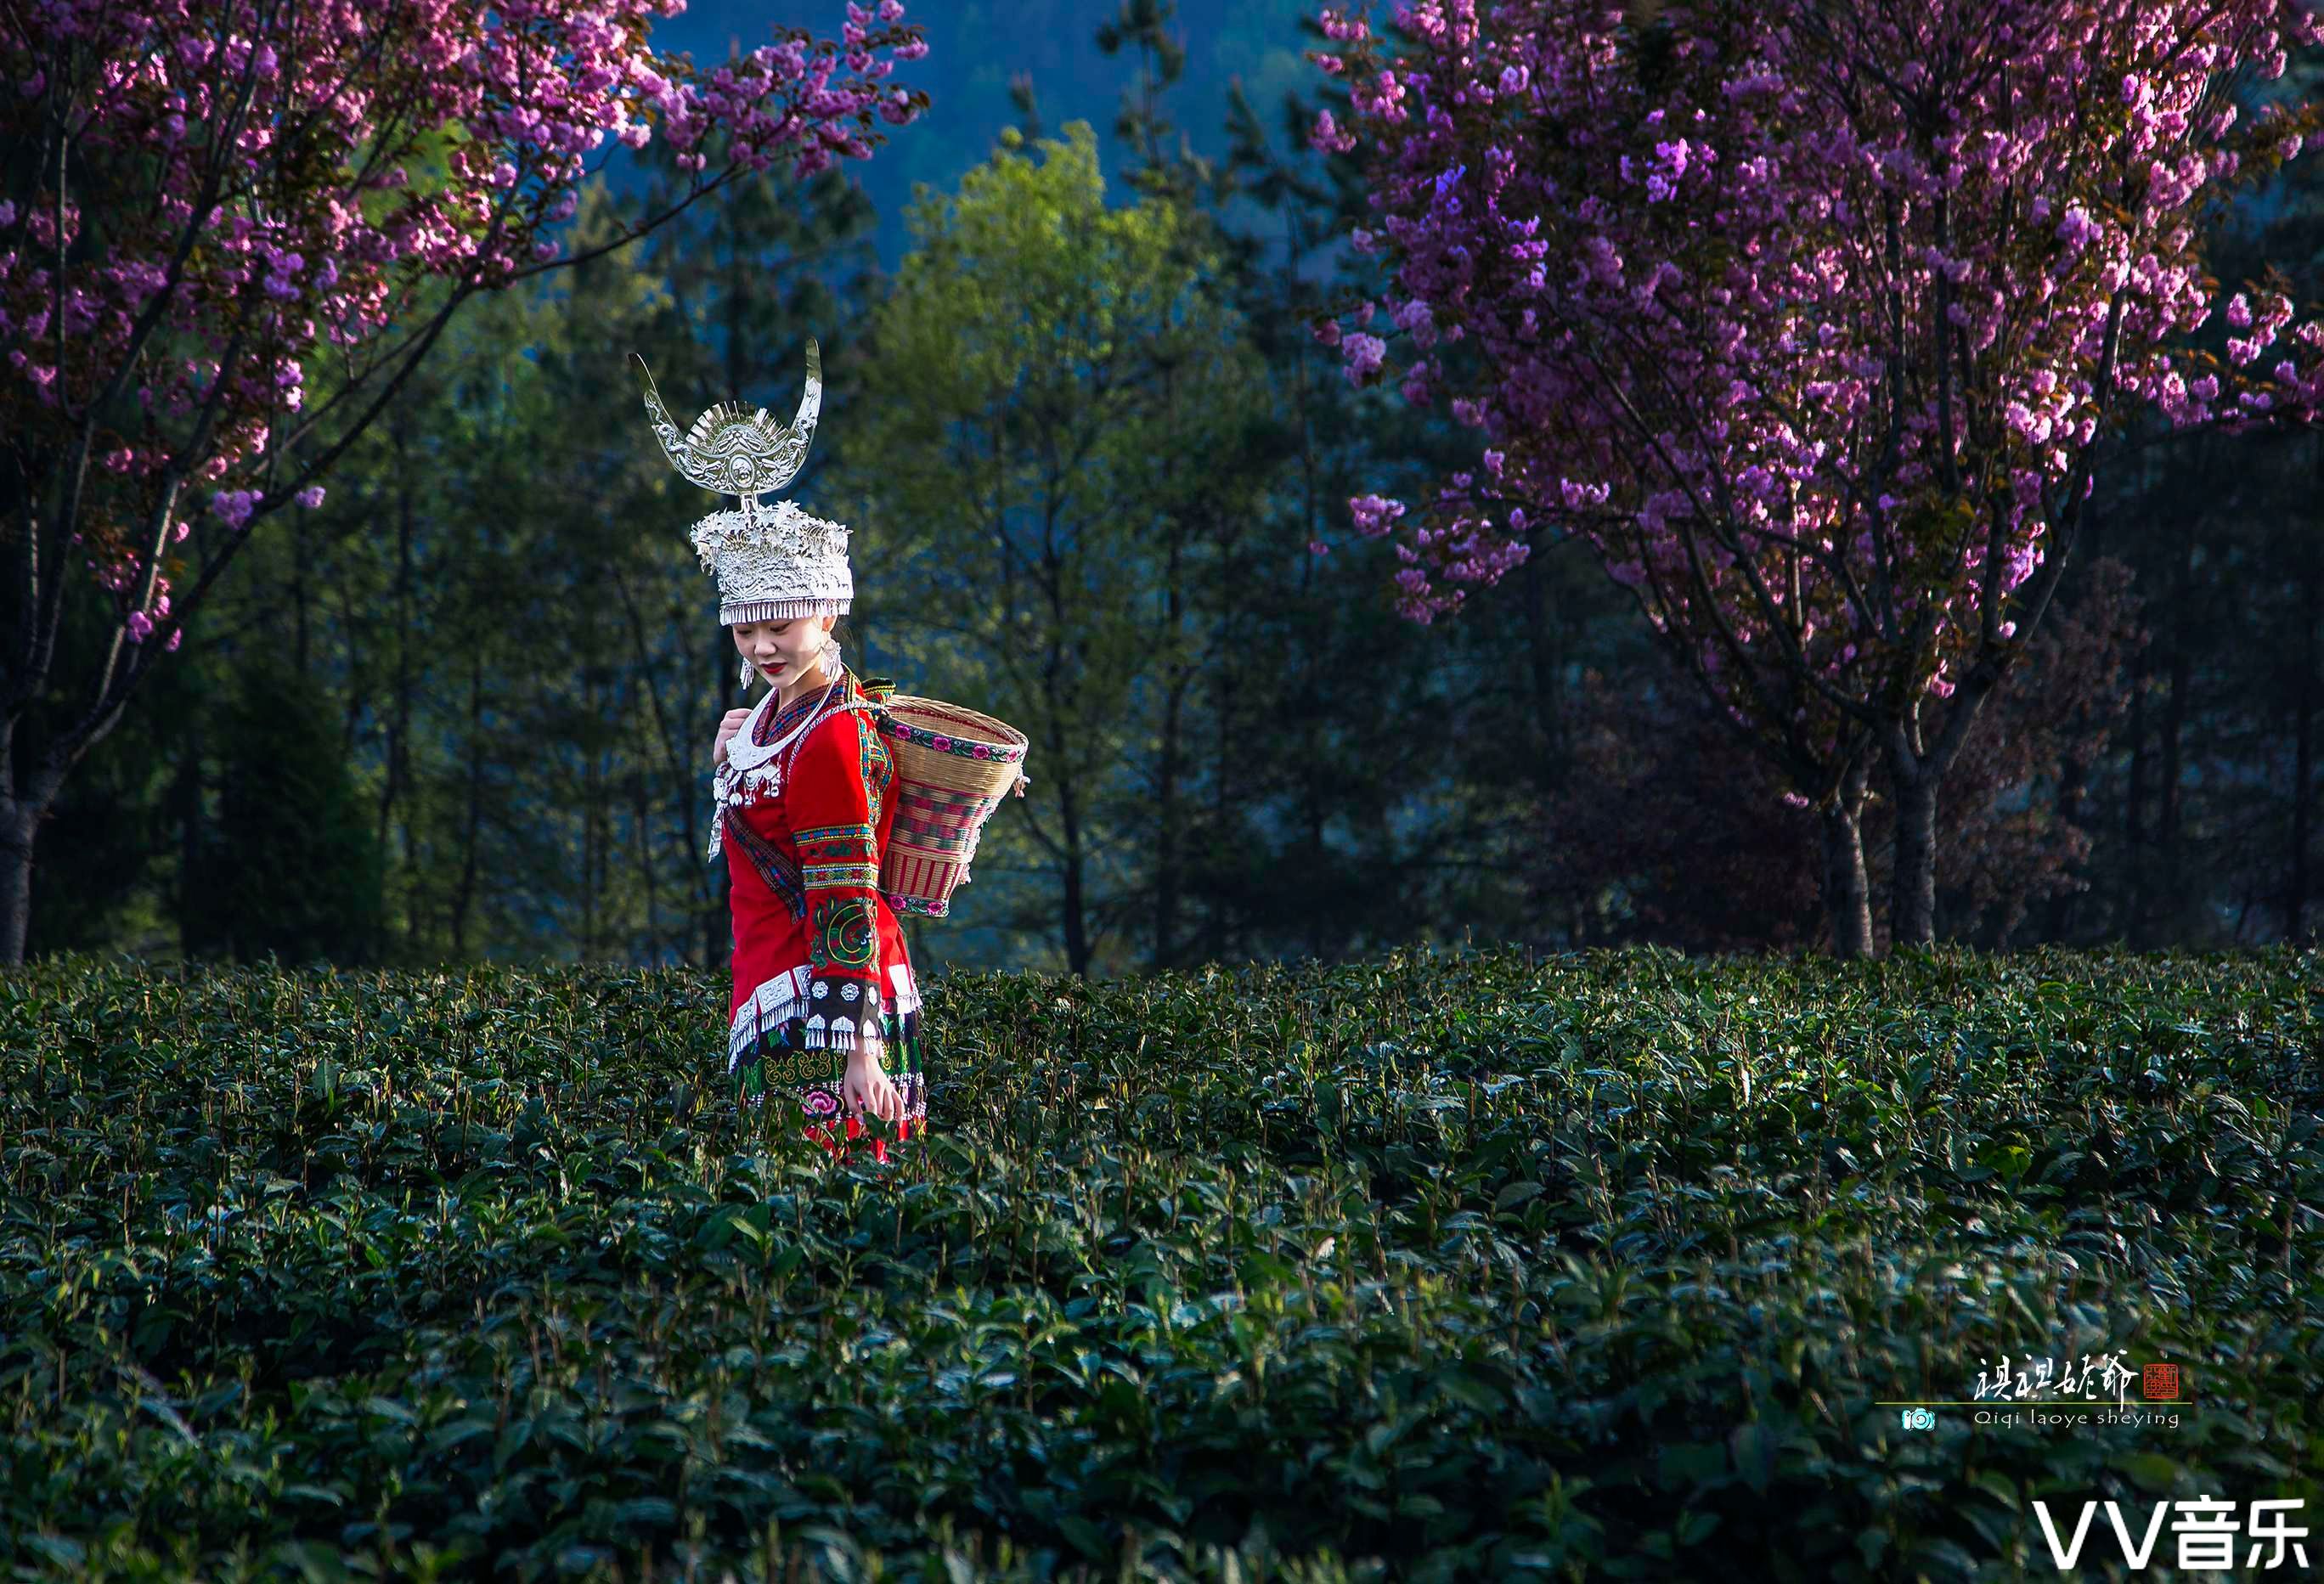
[788, 709, 893, 1054]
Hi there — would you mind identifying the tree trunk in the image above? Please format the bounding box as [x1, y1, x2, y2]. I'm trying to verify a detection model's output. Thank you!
[2047, 753, 2087, 943]
[381, 447, 417, 919]
[2157, 532, 2193, 924]
[1520, 540, 1566, 783]
[172, 705, 206, 956]
[612, 562, 701, 967]
[338, 563, 365, 754]
[1154, 538, 1186, 968]
[1059, 773, 1091, 977]
[1299, 685, 1328, 961]
[293, 496, 313, 680]
[1204, 589, 1235, 967]
[2291, 548, 2317, 944]
[634, 758, 661, 961]
[1890, 757, 1939, 948]
[581, 673, 601, 959]
[0, 793, 36, 965]
[1819, 754, 1875, 958]
[1522, 544, 1569, 945]
[452, 651, 483, 956]
[706, 614, 734, 971]
[2124, 648, 2151, 943]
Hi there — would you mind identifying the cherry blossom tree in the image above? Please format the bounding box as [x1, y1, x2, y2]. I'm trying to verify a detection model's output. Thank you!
[1311, 0, 2324, 955]
[0, 0, 928, 961]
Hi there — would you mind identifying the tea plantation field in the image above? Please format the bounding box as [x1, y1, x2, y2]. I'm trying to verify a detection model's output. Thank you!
[3, 947, 2318, 1581]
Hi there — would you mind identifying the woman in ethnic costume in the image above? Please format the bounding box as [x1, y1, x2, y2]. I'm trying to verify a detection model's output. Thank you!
[638, 341, 926, 1162]
[709, 620, 925, 1157]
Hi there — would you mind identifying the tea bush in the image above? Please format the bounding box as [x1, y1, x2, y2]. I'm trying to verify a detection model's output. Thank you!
[3, 946, 2317, 1581]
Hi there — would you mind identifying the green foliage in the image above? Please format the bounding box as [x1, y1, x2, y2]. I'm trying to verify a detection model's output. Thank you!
[21, 657, 195, 957]
[847, 122, 1269, 973]
[180, 660, 386, 966]
[3, 946, 2317, 1579]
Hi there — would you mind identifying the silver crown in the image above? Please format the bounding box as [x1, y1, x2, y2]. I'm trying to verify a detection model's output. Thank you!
[637, 340, 853, 624]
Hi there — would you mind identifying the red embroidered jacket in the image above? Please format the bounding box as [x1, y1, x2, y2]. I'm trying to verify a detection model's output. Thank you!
[721, 673, 917, 1060]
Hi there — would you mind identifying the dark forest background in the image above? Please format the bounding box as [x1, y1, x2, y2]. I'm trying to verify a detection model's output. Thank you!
[29, 5, 2324, 975]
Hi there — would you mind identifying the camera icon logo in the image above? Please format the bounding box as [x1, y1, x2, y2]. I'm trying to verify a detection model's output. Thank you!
[1899, 1407, 1937, 1430]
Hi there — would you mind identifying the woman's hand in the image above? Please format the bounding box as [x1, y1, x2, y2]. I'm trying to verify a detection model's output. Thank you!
[843, 1049, 905, 1126]
[713, 707, 751, 766]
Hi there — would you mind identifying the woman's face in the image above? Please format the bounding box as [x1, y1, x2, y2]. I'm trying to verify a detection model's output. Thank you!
[730, 614, 834, 687]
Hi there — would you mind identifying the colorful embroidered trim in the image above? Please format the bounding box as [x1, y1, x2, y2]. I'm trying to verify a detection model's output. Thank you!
[883, 891, 950, 918]
[860, 715, 894, 775]
[809, 894, 877, 969]
[877, 717, 1028, 764]
[794, 813, 873, 887]
[752, 677, 843, 747]
[730, 964, 922, 1054]
[795, 821, 877, 858]
[730, 1008, 928, 1111]
[731, 1008, 924, 1073]
[800, 977, 884, 1052]
[859, 713, 893, 827]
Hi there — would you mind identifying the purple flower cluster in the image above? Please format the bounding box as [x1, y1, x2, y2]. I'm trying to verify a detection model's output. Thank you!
[4, 0, 928, 654]
[1313, 0, 2323, 722]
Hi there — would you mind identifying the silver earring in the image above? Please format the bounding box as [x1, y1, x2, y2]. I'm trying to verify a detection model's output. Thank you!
[824, 641, 843, 677]
[738, 655, 755, 687]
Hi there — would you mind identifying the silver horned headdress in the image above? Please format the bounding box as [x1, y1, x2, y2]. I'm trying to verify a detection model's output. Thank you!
[636, 339, 853, 625]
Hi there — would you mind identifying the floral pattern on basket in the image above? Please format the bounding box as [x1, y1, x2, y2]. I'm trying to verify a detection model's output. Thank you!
[883, 892, 950, 918]
[880, 719, 1029, 765]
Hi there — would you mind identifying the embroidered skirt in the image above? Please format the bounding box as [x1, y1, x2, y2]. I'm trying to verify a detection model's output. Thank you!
[727, 976, 928, 1163]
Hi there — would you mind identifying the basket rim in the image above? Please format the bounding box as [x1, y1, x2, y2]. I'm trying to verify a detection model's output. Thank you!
[878, 699, 1028, 761]
[883, 695, 1021, 729]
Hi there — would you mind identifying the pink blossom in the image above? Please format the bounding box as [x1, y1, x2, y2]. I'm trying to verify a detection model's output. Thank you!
[5, 0, 928, 668]
[1350, 493, 1406, 535]
[210, 489, 257, 530]
[2056, 205, 2101, 248]
[1310, 108, 1357, 155]
[1313, 0, 2324, 710]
